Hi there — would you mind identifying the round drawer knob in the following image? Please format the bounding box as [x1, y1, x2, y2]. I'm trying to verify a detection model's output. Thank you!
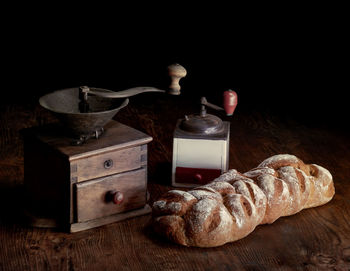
[106, 190, 124, 204]
[194, 173, 202, 182]
[104, 159, 113, 169]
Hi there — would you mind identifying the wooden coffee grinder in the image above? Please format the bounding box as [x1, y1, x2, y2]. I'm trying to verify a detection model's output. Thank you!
[23, 64, 187, 232]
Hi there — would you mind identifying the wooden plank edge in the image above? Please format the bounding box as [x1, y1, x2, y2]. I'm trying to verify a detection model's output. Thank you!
[70, 204, 152, 233]
[69, 138, 152, 161]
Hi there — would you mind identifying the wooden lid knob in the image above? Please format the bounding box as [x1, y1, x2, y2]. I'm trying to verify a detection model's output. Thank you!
[168, 63, 187, 95]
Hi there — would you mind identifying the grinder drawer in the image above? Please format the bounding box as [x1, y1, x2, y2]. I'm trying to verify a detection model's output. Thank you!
[75, 167, 147, 222]
[72, 146, 142, 182]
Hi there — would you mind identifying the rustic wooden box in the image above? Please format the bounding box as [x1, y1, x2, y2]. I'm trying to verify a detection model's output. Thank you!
[23, 121, 152, 232]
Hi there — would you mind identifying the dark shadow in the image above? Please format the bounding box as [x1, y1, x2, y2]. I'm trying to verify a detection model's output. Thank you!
[0, 183, 30, 227]
[150, 162, 172, 186]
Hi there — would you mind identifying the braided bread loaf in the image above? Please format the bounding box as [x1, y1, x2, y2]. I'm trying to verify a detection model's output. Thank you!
[152, 154, 335, 247]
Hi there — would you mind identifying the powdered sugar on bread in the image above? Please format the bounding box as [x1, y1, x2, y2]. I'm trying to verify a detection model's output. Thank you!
[153, 200, 182, 213]
[168, 190, 196, 202]
[152, 154, 335, 247]
[258, 154, 299, 167]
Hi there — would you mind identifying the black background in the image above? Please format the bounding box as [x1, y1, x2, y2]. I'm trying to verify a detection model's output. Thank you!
[1, 6, 347, 129]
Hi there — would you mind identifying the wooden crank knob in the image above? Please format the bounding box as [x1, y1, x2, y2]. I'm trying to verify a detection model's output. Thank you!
[168, 63, 187, 95]
[106, 190, 124, 205]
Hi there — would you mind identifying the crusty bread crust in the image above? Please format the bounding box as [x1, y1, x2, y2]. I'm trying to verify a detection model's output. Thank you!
[152, 154, 335, 247]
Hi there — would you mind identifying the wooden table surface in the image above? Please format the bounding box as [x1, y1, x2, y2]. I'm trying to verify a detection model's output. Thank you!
[0, 95, 349, 271]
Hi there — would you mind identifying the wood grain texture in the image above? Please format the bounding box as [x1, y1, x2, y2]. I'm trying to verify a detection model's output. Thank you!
[0, 96, 350, 270]
[73, 145, 142, 182]
[24, 121, 152, 160]
[75, 167, 147, 222]
[70, 204, 151, 233]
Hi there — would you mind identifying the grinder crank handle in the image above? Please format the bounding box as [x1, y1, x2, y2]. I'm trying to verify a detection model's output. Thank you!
[80, 86, 165, 99]
[200, 97, 225, 111]
[200, 90, 238, 116]
[79, 63, 187, 99]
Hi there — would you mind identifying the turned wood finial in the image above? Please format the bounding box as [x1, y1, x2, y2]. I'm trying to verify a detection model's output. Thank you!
[168, 63, 187, 95]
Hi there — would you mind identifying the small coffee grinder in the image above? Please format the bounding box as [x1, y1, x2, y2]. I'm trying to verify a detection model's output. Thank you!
[172, 90, 238, 187]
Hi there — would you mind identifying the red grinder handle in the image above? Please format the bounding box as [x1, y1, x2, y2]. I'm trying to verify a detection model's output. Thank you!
[223, 90, 238, 116]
